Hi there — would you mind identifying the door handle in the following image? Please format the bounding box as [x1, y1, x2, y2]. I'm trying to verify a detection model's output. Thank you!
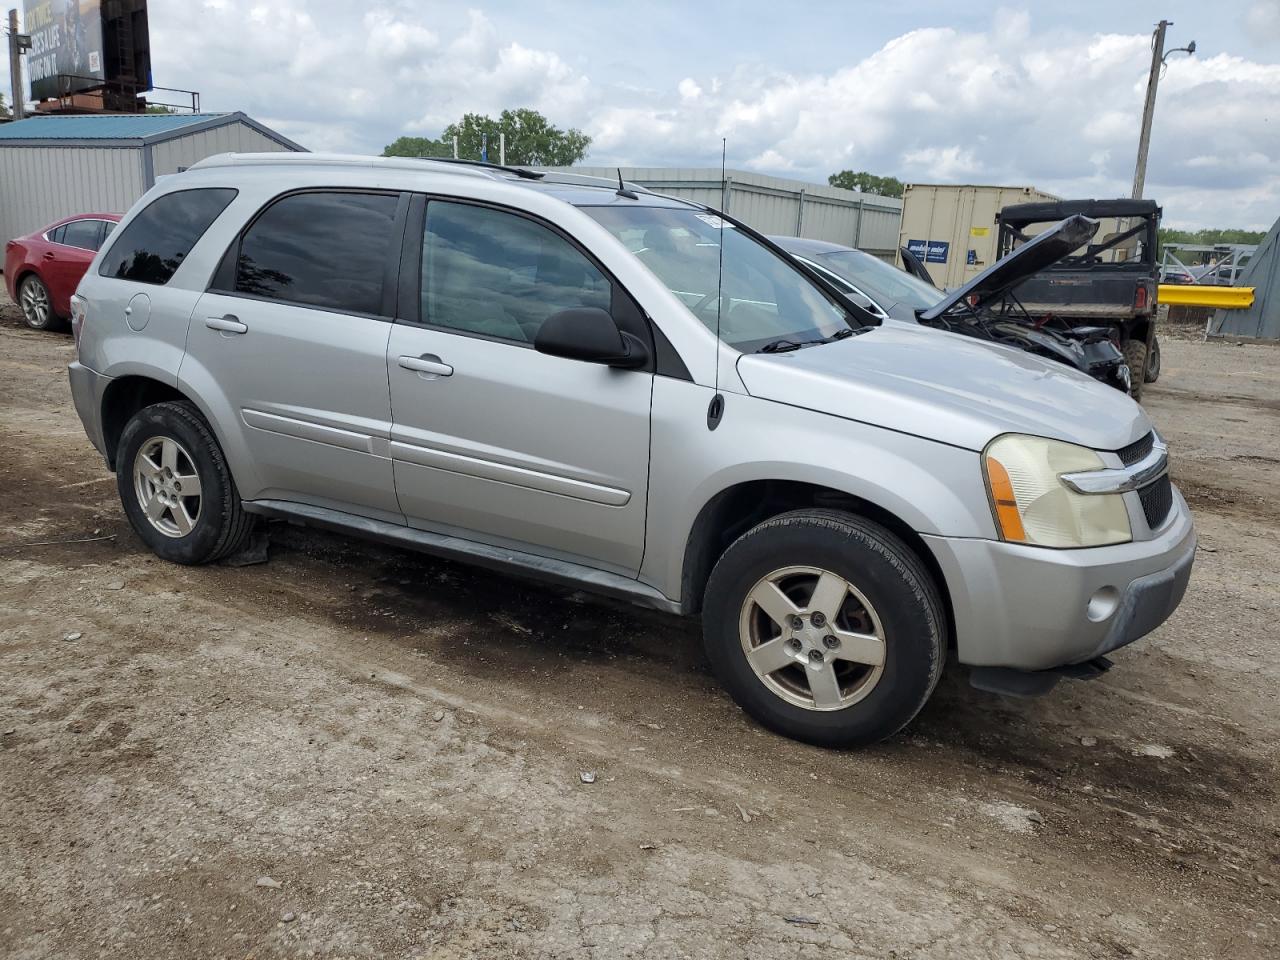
[398, 354, 453, 377]
[205, 315, 248, 335]
[43, 252, 56, 260]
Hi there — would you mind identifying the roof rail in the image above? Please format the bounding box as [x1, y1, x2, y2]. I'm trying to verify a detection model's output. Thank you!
[420, 157, 545, 180]
[527, 169, 655, 195]
[182, 153, 661, 197]
[186, 152, 495, 179]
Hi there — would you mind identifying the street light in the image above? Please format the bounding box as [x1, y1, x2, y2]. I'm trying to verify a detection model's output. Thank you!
[1132, 21, 1196, 200]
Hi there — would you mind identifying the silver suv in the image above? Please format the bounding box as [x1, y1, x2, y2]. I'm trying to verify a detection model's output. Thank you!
[67, 154, 1195, 747]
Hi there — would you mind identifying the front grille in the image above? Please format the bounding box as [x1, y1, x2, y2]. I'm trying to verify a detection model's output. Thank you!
[1117, 432, 1155, 466]
[1139, 474, 1173, 529]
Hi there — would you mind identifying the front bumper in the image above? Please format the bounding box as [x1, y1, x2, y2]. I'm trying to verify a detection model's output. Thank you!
[923, 488, 1195, 672]
[68, 361, 112, 461]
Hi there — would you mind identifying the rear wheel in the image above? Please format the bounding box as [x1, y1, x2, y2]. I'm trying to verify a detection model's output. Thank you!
[18, 275, 63, 331]
[1144, 336, 1161, 383]
[1122, 338, 1147, 401]
[116, 401, 253, 564]
[702, 509, 945, 748]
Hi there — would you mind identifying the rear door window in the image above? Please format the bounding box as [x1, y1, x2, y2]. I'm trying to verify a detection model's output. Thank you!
[60, 219, 102, 251]
[232, 191, 401, 316]
[99, 188, 237, 285]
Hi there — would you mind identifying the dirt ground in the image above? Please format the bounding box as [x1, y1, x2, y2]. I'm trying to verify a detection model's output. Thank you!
[0, 301, 1276, 960]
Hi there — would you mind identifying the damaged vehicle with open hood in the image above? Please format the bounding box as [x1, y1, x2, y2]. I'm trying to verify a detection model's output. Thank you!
[772, 216, 1133, 394]
[69, 156, 1193, 749]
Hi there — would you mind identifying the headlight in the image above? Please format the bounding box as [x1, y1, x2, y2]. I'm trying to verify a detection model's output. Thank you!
[984, 434, 1131, 548]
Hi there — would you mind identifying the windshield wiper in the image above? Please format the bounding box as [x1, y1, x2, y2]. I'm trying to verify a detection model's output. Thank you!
[757, 328, 857, 354]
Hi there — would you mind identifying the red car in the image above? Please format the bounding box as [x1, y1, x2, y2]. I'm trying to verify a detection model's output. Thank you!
[5, 213, 121, 331]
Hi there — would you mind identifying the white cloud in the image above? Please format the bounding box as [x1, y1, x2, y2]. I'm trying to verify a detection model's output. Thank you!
[141, 3, 1280, 229]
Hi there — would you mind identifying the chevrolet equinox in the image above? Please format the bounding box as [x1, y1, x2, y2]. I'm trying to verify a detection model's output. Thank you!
[67, 155, 1195, 747]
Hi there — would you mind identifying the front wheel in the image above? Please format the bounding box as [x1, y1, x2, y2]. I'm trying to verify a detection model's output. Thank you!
[702, 509, 946, 748]
[116, 401, 254, 564]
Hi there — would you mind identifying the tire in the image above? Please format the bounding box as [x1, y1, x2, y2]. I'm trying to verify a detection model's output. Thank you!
[18, 274, 65, 331]
[115, 401, 254, 565]
[1122, 338, 1147, 401]
[701, 509, 946, 748]
[1144, 336, 1161, 383]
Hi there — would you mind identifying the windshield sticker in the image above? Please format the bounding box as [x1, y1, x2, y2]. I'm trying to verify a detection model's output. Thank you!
[695, 214, 734, 230]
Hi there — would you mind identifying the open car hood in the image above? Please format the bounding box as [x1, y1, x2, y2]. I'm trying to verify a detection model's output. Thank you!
[916, 214, 1099, 322]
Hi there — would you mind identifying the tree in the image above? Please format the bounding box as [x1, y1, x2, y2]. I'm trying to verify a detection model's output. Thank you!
[1158, 226, 1266, 250]
[383, 108, 591, 166]
[145, 103, 178, 114]
[828, 170, 904, 199]
[382, 135, 454, 159]
[0, 91, 8, 119]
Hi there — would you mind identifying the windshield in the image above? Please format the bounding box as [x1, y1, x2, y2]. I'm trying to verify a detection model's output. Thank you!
[817, 250, 944, 313]
[583, 205, 851, 352]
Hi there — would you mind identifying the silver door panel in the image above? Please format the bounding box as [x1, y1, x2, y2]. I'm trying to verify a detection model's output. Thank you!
[388, 439, 629, 505]
[188, 292, 400, 519]
[387, 325, 651, 573]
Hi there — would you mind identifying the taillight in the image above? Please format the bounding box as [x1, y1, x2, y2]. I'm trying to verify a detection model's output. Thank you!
[70, 295, 88, 348]
[1134, 285, 1149, 309]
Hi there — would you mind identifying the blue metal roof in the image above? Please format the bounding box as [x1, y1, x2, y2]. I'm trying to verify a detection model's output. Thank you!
[0, 112, 305, 151]
[0, 112, 228, 141]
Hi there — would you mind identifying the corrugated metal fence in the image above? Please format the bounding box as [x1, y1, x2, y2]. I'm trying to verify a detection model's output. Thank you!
[547, 167, 903, 259]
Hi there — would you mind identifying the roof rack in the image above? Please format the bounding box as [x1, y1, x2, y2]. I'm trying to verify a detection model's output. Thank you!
[187, 152, 495, 179]
[183, 153, 661, 198]
[420, 157, 545, 180]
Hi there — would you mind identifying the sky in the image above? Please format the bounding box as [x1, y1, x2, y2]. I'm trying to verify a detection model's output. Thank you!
[6, 1, 1280, 229]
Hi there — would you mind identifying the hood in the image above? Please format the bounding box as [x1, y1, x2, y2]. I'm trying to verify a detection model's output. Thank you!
[736, 323, 1149, 453]
[917, 214, 1098, 322]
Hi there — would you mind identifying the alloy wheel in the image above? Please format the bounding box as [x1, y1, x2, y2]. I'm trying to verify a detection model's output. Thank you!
[738, 565, 887, 711]
[133, 437, 203, 538]
[20, 278, 51, 328]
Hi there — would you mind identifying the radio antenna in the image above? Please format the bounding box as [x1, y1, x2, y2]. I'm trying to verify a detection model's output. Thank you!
[707, 137, 726, 431]
[615, 167, 638, 200]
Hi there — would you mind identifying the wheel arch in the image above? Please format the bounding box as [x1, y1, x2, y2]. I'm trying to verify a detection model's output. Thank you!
[99, 373, 242, 487]
[13, 268, 47, 312]
[100, 375, 194, 470]
[679, 478, 955, 649]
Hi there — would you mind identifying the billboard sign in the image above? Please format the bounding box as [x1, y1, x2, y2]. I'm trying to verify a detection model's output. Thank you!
[24, 0, 106, 101]
[906, 239, 950, 264]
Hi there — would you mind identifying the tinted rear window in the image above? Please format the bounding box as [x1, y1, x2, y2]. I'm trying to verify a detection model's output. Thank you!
[233, 191, 400, 316]
[61, 219, 103, 251]
[100, 188, 237, 285]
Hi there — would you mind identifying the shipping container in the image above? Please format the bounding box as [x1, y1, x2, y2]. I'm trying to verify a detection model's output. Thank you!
[548, 167, 903, 260]
[898, 183, 1059, 288]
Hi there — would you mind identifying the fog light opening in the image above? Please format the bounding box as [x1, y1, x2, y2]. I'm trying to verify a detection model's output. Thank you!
[1087, 586, 1120, 623]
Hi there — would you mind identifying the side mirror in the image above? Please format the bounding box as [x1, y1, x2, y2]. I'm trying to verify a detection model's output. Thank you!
[534, 307, 649, 369]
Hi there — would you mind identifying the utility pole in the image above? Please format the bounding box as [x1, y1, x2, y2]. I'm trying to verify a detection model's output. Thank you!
[1130, 20, 1173, 199]
[7, 8, 28, 121]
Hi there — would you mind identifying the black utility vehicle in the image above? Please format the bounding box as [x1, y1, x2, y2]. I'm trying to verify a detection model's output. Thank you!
[995, 199, 1162, 398]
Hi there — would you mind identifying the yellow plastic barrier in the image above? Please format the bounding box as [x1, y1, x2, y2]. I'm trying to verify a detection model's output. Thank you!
[1158, 285, 1255, 309]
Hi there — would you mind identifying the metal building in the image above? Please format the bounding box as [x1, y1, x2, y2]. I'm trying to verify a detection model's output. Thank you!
[0, 112, 305, 246]
[1210, 214, 1280, 340]
[547, 167, 904, 260]
[898, 183, 1061, 288]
